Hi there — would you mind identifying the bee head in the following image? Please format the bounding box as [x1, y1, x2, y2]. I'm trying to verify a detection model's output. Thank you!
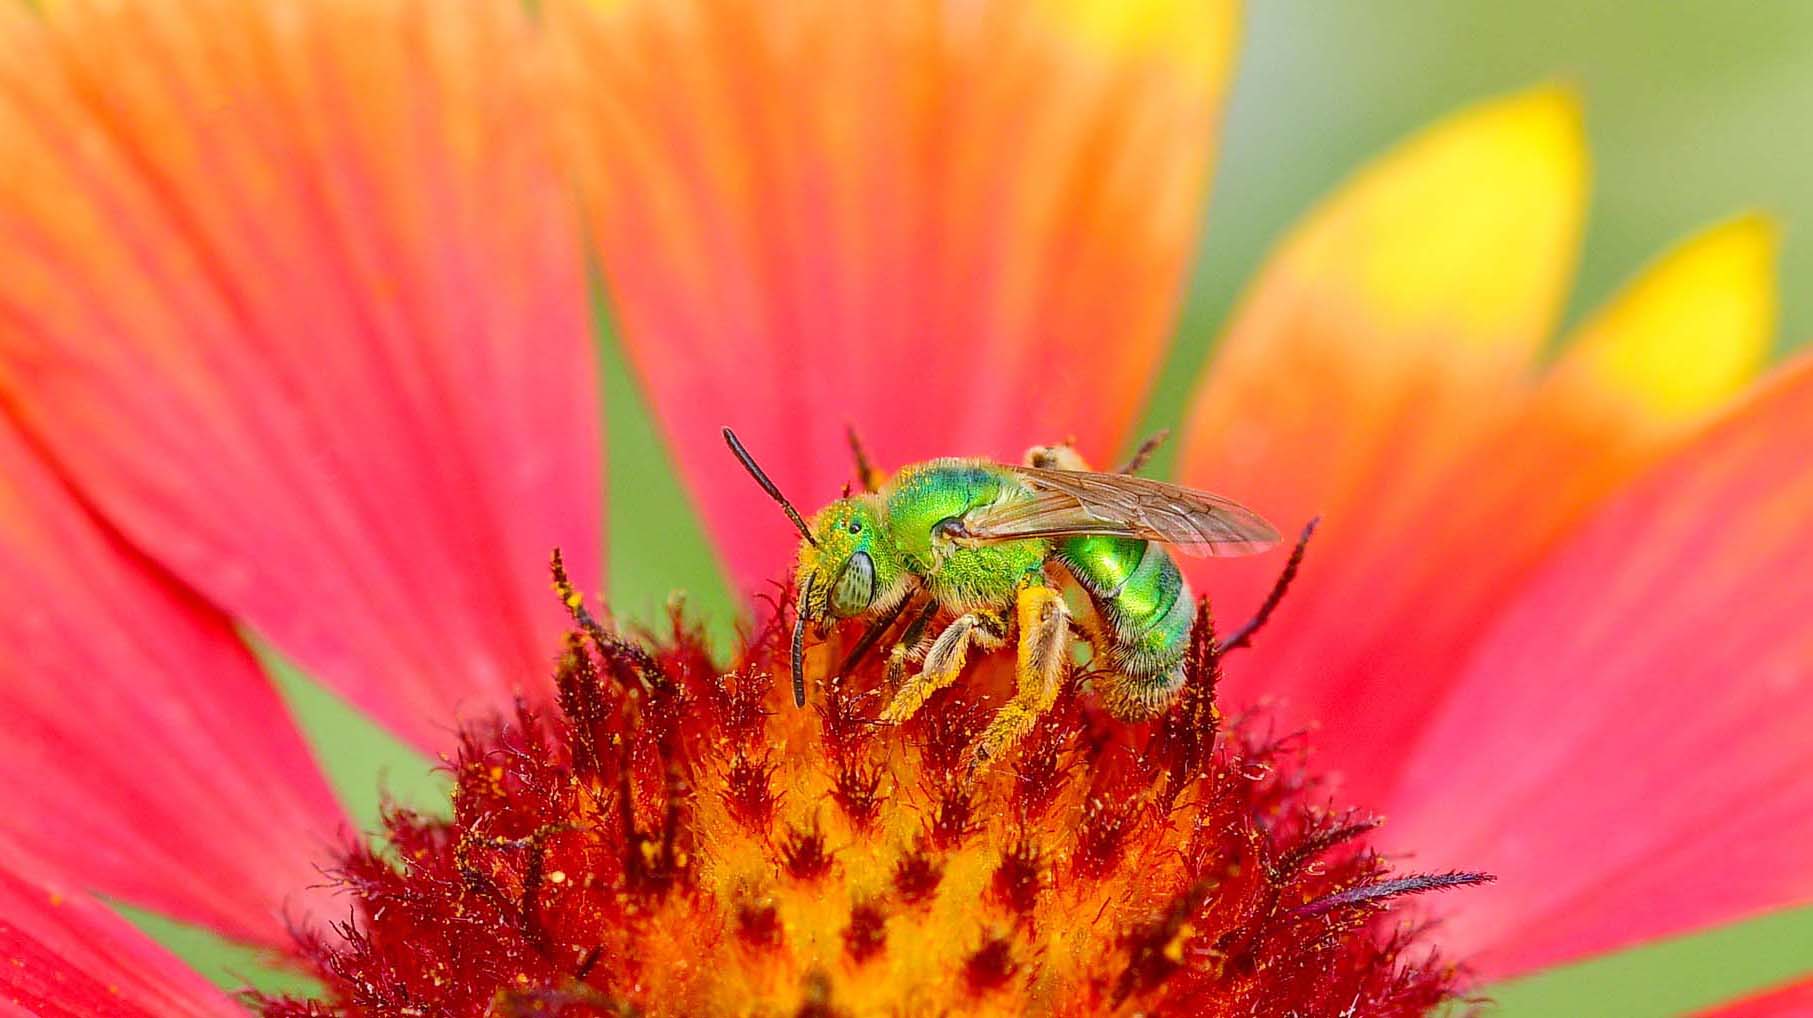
[721, 427, 903, 709]
[796, 496, 898, 626]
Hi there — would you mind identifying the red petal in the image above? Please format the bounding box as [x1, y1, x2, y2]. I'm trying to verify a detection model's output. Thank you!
[554, 0, 1237, 587]
[1175, 90, 1583, 770]
[0, 0, 600, 751]
[0, 422, 346, 947]
[1176, 100, 1780, 817]
[0, 865, 241, 1018]
[1697, 976, 1813, 1018]
[1385, 355, 1813, 976]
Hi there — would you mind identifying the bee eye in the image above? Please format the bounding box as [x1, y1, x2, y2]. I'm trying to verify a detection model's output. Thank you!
[829, 551, 875, 617]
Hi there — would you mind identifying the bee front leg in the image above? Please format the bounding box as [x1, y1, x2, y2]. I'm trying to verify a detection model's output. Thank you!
[879, 609, 1006, 724]
[972, 584, 1071, 769]
[883, 600, 940, 688]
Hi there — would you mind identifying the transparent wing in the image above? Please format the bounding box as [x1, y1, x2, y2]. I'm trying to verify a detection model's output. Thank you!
[961, 466, 1280, 558]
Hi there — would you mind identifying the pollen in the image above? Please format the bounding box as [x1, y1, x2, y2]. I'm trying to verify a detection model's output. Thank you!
[255, 567, 1488, 1018]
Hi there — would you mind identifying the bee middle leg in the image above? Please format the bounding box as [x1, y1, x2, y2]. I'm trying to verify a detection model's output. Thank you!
[879, 608, 1007, 724]
[972, 584, 1071, 769]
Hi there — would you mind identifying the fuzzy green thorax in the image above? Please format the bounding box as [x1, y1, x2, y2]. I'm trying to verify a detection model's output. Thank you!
[883, 460, 1050, 611]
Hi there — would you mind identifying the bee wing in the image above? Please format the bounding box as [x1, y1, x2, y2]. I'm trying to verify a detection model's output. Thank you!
[961, 466, 1280, 558]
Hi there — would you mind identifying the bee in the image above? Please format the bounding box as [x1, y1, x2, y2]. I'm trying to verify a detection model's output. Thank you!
[722, 427, 1279, 765]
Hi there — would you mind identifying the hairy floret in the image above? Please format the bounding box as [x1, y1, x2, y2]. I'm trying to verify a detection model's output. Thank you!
[255, 580, 1485, 1018]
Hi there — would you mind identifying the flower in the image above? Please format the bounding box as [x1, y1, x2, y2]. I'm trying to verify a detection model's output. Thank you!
[0, 0, 1808, 1015]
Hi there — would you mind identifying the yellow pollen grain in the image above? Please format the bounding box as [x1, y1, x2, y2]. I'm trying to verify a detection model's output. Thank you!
[548, 870, 566, 884]
[1164, 921, 1197, 963]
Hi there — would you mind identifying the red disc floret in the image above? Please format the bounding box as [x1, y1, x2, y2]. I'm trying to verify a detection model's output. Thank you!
[255, 582, 1486, 1017]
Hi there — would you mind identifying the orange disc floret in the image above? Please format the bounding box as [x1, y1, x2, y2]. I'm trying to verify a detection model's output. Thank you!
[256, 573, 1486, 1017]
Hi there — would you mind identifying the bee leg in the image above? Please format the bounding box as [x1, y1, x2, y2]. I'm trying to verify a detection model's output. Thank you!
[882, 600, 941, 687]
[1094, 664, 1187, 721]
[879, 609, 1006, 724]
[1114, 428, 1170, 476]
[972, 585, 1071, 769]
[1024, 430, 1168, 474]
[1021, 443, 1091, 470]
[845, 425, 885, 492]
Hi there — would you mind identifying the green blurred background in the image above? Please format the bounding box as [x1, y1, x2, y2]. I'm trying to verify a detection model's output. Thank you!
[169, 3, 1813, 1015]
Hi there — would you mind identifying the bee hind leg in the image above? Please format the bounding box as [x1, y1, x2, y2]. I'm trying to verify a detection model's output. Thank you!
[972, 584, 1071, 770]
[1094, 662, 1186, 722]
[1021, 430, 1168, 474]
[879, 609, 1006, 724]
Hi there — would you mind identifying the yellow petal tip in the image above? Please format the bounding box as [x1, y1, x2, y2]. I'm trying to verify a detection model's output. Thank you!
[1556, 213, 1780, 428]
[1280, 83, 1589, 355]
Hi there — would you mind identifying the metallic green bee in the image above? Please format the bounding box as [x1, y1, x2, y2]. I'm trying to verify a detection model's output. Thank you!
[723, 427, 1279, 765]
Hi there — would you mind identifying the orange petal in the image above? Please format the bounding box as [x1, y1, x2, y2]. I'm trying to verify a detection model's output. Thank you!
[1385, 354, 1813, 976]
[1190, 216, 1777, 810]
[0, 421, 345, 947]
[0, 0, 601, 751]
[1178, 84, 1584, 509]
[554, 0, 1237, 587]
[1172, 87, 1585, 781]
[0, 865, 239, 1017]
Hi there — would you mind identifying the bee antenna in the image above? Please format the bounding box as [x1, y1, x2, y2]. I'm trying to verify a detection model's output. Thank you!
[723, 426, 818, 547]
[790, 572, 814, 708]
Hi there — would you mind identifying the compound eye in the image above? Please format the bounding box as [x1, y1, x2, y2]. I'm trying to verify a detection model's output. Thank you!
[829, 551, 875, 617]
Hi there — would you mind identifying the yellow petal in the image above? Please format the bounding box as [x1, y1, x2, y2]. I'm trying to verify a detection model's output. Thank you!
[1174, 87, 1591, 804]
[1179, 84, 1589, 539]
[1546, 214, 1777, 435]
[1275, 84, 1587, 358]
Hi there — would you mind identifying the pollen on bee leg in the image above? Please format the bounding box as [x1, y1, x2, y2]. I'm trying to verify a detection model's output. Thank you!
[971, 583, 1070, 767]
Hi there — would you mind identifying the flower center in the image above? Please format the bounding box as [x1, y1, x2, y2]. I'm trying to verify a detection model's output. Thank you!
[254, 555, 1487, 1017]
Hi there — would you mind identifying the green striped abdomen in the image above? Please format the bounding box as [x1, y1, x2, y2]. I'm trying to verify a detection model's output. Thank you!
[1056, 535, 1194, 718]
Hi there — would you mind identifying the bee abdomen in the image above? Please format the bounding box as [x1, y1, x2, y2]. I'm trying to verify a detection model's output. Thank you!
[1057, 536, 1194, 719]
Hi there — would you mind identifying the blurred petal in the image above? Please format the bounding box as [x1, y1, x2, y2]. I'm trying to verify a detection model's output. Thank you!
[1546, 214, 1776, 435]
[1697, 976, 1813, 1018]
[1386, 355, 1813, 976]
[1173, 86, 1585, 778]
[1199, 217, 1778, 808]
[0, 866, 238, 1018]
[555, 0, 1237, 586]
[0, 0, 600, 752]
[0, 421, 346, 947]
[1179, 84, 1584, 511]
